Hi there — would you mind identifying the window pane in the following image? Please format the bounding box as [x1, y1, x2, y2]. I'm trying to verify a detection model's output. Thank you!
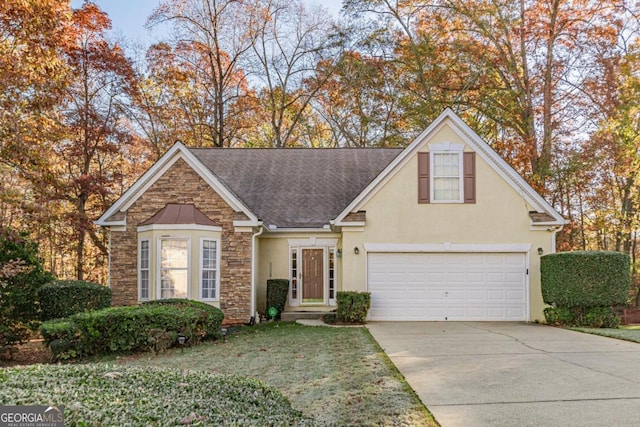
[140, 241, 149, 269]
[161, 240, 188, 269]
[450, 155, 460, 175]
[433, 152, 461, 201]
[200, 240, 217, 300]
[203, 240, 216, 269]
[140, 270, 149, 299]
[433, 154, 445, 175]
[140, 240, 150, 300]
[201, 270, 216, 299]
[161, 269, 187, 298]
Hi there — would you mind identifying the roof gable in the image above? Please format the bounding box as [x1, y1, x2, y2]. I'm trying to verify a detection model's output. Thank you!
[335, 108, 566, 226]
[95, 142, 258, 227]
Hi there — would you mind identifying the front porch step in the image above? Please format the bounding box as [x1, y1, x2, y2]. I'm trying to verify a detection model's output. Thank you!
[281, 311, 332, 321]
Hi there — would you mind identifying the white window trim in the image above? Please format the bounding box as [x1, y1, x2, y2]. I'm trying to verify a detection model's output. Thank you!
[199, 237, 220, 301]
[157, 237, 191, 300]
[430, 150, 464, 203]
[138, 238, 150, 301]
[137, 224, 221, 233]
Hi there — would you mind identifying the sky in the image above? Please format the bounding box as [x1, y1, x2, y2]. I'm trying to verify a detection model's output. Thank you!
[70, 0, 345, 47]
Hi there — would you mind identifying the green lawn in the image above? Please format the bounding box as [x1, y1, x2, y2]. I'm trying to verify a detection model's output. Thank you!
[119, 322, 437, 427]
[572, 325, 640, 343]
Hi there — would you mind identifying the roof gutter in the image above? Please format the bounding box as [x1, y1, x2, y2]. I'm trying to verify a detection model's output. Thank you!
[250, 223, 265, 322]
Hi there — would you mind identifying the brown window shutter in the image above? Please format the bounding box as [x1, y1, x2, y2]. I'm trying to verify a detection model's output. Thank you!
[418, 152, 430, 203]
[463, 152, 476, 203]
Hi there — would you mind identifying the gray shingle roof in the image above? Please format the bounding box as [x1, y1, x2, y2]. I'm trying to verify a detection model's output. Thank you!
[189, 148, 403, 228]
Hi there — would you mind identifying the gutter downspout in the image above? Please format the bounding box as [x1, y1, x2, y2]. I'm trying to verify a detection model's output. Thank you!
[250, 223, 264, 323]
[550, 225, 565, 253]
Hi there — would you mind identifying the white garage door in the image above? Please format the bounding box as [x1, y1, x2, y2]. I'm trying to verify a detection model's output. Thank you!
[367, 252, 527, 321]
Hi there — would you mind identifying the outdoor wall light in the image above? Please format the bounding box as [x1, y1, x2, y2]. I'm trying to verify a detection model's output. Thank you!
[354, 247, 360, 255]
[537, 247, 544, 255]
[337, 249, 343, 257]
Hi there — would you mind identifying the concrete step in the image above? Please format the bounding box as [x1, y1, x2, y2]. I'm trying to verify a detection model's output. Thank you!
[281, 311, 332, 321]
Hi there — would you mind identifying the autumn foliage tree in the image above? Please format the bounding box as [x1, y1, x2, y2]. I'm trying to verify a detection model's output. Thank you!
[146, 0, 255, 148]
[0, 1, 71, 230]
[39, 2, 137, 281]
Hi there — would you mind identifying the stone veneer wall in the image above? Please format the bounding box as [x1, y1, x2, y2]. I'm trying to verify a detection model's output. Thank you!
[109, 158, 252, 324]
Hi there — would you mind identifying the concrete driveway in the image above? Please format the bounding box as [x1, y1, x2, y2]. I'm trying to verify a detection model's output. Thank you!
[367, 322, 640, 427]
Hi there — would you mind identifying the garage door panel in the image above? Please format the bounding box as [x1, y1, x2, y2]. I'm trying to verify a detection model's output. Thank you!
[467, 290, 485, 301]
[506, 289, 525, 302]
[367, 252, 527, 321]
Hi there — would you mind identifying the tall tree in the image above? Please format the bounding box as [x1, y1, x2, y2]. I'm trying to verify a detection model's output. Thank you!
[584, 43, 640, 254]
[247, 0, 340, 147]
[312, 52, 405, 147]
[0, 0, 72, 226]
[147, 0, 255, 147]
[48, 1, 137, 280]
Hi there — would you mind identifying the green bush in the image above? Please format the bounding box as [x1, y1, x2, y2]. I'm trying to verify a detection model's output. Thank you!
[142, 298, 224, 338]
[38, 280, 111, 321]
[40, 303, 222, 361]
[266, 279, 289, 320]
[544, 306, 620, 328]
[0, 227, 54, 352]
[585, 306, 620, 328]
[322, 312, 337, 325]
[543, 306, 575, 326]
[541, 251, 631, 307]
[336, 291, 371, 324]
[0, 364, 316, 426]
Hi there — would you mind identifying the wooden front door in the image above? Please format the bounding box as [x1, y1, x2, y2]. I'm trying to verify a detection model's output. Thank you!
[302, 248, 324, 303]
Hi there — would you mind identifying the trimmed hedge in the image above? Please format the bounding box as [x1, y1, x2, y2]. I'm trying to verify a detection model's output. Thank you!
[0, 364, 316, 426]
[38, 280, 111, 321]
[541, 251, 631, 307]
[266, 279, 289, 320]
[40, 302, 223, 361]
[336, 291, 371, 324]
[142, 298, 224, 338]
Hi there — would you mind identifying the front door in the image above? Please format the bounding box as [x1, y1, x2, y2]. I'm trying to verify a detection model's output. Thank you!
[302, 248, 324, 303]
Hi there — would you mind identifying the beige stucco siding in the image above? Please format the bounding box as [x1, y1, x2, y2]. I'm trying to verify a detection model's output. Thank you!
[340, 123, 555, 322]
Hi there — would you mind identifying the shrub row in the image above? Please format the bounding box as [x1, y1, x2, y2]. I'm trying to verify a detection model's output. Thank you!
[40, 300, 224, 361]
[142, 298, 224, 338]
[38, 280, 111, 321]
[0, 364, 316, 426]
[544, 306, 620, 328]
